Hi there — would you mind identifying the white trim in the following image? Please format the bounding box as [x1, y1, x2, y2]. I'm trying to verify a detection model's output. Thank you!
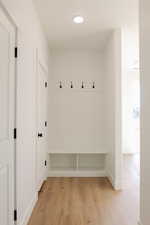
[0, 4, 18, 225]
[19, 193, 38, 225]
[123, 152, 137, 155]
[0, 1, 17, 28]
[36, 178, 47, 192]
[107, 171, 121, 190]
[48, 150, 108, 154]
[48, 169, 106, 177]
[107, 172, 114, 187]
[35, 48, 48, 191]
[114, 29, 123, 191]
[37, 49, 48, 75]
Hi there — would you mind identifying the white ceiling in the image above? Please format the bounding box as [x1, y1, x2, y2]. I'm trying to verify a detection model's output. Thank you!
[34, 0, 138, 50]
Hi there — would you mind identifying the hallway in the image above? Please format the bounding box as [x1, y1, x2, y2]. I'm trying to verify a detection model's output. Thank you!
[28, 156, 139, 225]
[0, 1, 142, 225]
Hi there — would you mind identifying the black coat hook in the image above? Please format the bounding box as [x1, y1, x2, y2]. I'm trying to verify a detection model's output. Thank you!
[92, 82, 95, 89]
[71, 81, 73, 88]
[81, 81, 84, 89]
[59, 81, 62, 88]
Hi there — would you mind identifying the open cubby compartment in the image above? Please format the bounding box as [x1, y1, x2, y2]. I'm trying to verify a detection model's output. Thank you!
[49, 154, 76, 171]
[48, 153, 107, 177]
[78, 154, 106, 171]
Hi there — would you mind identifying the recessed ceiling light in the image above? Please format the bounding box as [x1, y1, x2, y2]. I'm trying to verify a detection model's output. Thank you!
[73, 16, 84, 24]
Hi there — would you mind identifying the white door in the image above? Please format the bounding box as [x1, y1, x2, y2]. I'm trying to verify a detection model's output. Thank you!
[36, 61, 48, 190]
[0, 6, 16, 225]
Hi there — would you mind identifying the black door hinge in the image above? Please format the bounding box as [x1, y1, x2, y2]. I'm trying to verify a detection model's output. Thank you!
[14, 209, 17, 221]
[14, 47, 18, 58]
[14, 128, 17, 139]
[45, 121, 47, 127]
[45, 82, 48, 88]
[45, 160, 47, 166]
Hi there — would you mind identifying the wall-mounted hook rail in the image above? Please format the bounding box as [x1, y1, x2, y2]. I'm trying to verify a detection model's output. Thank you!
[58, 81, 97, 89]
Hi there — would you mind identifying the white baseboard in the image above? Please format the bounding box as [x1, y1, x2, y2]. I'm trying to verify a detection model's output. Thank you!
[48, 169, 106, 177]
[107, 172, 115, 187]
[36, 177, 47, 192]
[123, 152, 138, 155]
[107, 171, 122, 190]
[19, 193, 38, 225]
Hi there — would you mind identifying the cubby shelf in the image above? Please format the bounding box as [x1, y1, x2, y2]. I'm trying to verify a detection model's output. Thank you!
[48, 153, 107, 177]
[48, 150, 107, 154]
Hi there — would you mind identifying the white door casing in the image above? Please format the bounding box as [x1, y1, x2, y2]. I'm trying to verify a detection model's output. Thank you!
[0, 5, 16, 225]
[36, 54, 48, 191]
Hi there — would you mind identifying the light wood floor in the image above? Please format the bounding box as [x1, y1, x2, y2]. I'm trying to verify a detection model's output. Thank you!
[28, 155, 139, 225]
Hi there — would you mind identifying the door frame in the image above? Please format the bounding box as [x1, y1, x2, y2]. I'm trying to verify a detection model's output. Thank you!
[35, 49, 48, 191]
[0, 1, 18, 224]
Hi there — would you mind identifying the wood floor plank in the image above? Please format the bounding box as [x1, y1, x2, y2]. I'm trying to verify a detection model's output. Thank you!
[28, 156, 139, 225]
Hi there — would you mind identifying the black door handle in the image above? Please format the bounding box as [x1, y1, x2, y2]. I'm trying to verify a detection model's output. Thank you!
[38, 133, 43, 137]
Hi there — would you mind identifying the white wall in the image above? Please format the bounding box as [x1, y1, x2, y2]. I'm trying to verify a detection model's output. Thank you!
[140, 1, 150, 225]
[103, 30, 122, 189]
[1, 1, 50, 225]
[48, 49, 106, 154]
[122, 28, 140, 154]
[48, 38, 122, 189]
